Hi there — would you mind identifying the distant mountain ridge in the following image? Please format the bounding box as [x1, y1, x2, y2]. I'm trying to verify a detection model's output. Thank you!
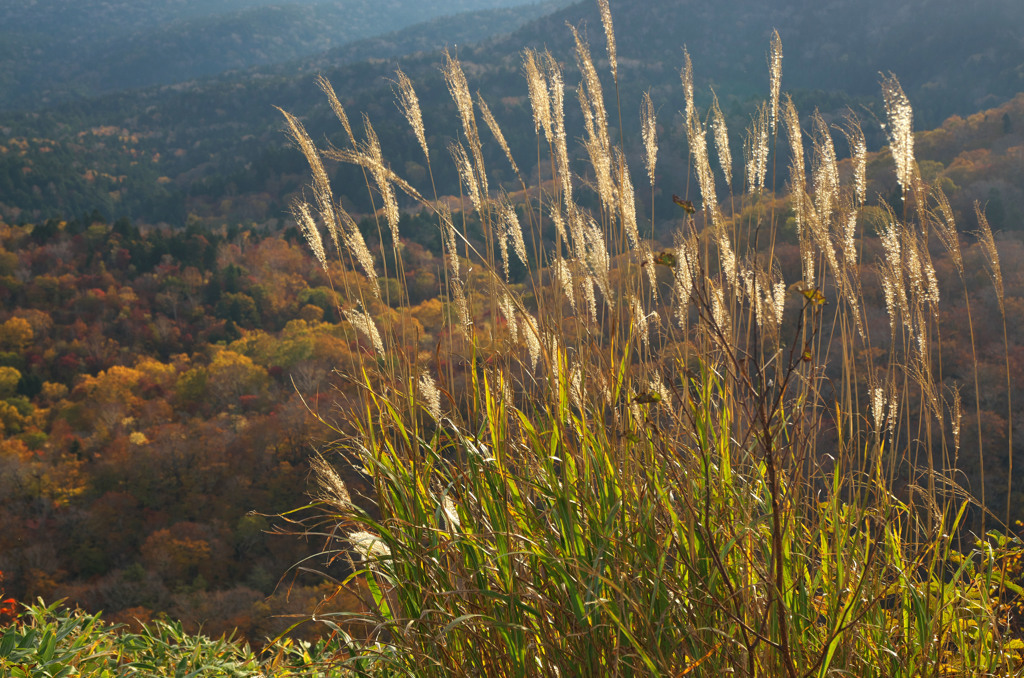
[0, 0, 569, 111]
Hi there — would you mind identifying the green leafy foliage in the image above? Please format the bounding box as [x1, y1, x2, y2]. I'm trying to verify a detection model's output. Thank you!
[0, 599, 346, 677]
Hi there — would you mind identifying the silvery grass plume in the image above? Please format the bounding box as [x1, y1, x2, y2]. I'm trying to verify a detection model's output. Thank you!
[743, 269, 768, 336]
[811, 110, 840, 220]
[523, 49, 553, 142]
[646, 372, 673, 412]
[772, 278, 786, 329]
[440, 204, 459, 279]
[451, 141, 483, 215]
[877, 214, 909, 337]
[974, 201, 1004, 313]
[278, 107, 339, 256]
[320, 116, 426, 211]
[840, 112, 868, 206]
[710, 284, 730, 335]
[348, 531, 391, 561]
[549, 205, 570, 251]
[673, 230, 698, 329]
[782, 95, 813, 285]
[579, 80, 616, 215]
[581, 270, 599, 324]
[497, 207, 510, 279]
[444, 51, 489, 203]
[768, 29, 783, 133]
[438, 204, 472, 329]
[478, 94, 521, 179]
[641, 91, 658, 187]
[568, 360, 585, 411]
[291, 200, 327, 272]
[552, 257, 576, 312]
[499, 199, 529, 276]
[834, 198, 866, 339]
[571, 27, 612, 183]
[279, 98, 381, 292]
[597, 0, 617, 81]
[521, 311, 541, 369]
[441, 496, 461, 532]
[881, 73, 918, 201]
[393, 68, 429, 162]
[418, 372, 442, 421]
[710, 90, 732, 190]
[614, 142, 655, 297]
[545, 48, 572, 213]
[581, 211, 612, 307]
[840, 206, 858, 266]
[745, 101, 770, 195]
[498, 291, 518, 343]
[931, 188, 962, 274]
[614, 148, 641, 251]
[362, 117, 401, 245]
[870, 384, 896, 435]
[681, 61, 718, 222]
[890, 204, 939, 316]
[782, 95, 806, 217]
[803, 201, 837, 293]
[680, 47, 695, 130]
[310, 453, 353, 511]
[911, 227, 940, 315]
[316, 74, 355, 146]
[629, 293, 658, 351]
[718, 233, 738, 291]
[336, 203, 379, 296]
[344, 307, 385, 357]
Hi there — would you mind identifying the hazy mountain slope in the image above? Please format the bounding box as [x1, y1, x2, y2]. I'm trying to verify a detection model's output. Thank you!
[0, 0, 1021, 225]
[0, 0, 564, 111]
[508, 0, 1024, 126]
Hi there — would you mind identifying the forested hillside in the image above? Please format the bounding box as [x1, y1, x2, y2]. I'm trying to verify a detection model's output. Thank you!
[0, 0, 1020, 228]
[0, 215, 378, 640]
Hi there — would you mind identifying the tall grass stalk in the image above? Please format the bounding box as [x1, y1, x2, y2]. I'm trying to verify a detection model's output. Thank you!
[280, 5, 1024, 675]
